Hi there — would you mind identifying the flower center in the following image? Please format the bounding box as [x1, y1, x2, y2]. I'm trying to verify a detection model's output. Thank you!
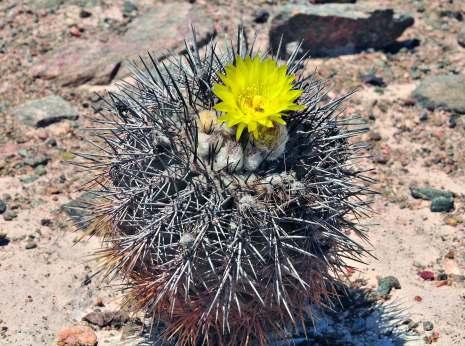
[239, 87, 266, 114]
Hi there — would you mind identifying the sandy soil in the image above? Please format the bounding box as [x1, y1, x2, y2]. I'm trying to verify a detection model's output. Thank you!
[0, 0, 464, 345]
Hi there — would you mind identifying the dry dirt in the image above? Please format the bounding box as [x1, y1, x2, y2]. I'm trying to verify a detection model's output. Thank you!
[0, 0, 464, 345]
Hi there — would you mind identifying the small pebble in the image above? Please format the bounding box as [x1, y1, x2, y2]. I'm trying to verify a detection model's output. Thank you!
[408, 320, 420, 330]
[253, 9, 270, 23]
[25, 241, 37, 250]
[414, 295, 422, 302]
[20, 175, 39, 184]
[3, 210, 17, 221]
[423, 321, 434, 331]
[376, 275, 401, 296]
[34, 165, 47, 176]
[369, 131, 382, 141]
[0, 199, 6, 214]
[79, 9, 92, 18]
[445, 216, 459, 226]
[430, 196, 454, 212]
[46, 138, 57, 147]
[0, 233, 10, 246]
[18, 149, 29, 157]
[418, 271, 435, 281]
[24, 155, 49, 168]
[448, 114, 458, 128]
[123, 0, 138, 16]
[69, 26, 82, 38]
[419, 109, 428, 121]
[373, 154, 389, 164]
[40, 218, 52, 227]
[361, 73, 386, 87]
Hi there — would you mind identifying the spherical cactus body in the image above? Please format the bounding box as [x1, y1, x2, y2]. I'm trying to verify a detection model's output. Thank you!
[79, 29, 372, 345]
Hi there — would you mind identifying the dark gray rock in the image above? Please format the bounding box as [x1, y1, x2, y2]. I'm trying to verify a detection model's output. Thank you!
[31, 2, 216, 86]
[12, 96, 78, 127]
[0, 200, 6, 214]
[270, 4, 414, 57]
[412, 75, 465, 114]
[253, 9, 270, 23]
[448, 114, 459, 128]
[24, 155, 50, 168]
[423, 321, 434, 332]
[430, 197, 454, 212]
[419, 109, 429, 121]
[439, 10, 463, 22]
[79, 9, 92, 18]
[376, 276, 401, 297]
[0, 233, 10, 246]
[410, 187, 453, 201]
[361, 73, 386, 87]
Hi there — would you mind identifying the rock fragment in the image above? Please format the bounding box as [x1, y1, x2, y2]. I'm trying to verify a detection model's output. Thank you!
[56, 325, 97, 346]
[32, 2, 216, 86]
[412, 75, 465, 114]
[12, 96, 78, 128]
[270, 4, 414, 57]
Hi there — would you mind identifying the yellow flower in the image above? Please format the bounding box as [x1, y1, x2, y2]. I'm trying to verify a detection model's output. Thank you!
[212, 55, 304, 141]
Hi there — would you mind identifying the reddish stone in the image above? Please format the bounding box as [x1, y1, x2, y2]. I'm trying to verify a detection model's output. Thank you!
[56, 325, 97, 346]
[418, 270, 435, 281]
[69, 26, 82, 38]
[31, 2, 215, 86]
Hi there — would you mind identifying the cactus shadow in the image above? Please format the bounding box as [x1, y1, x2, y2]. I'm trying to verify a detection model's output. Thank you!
[270, 285, 416, 346]
[131, 285, 416, 346]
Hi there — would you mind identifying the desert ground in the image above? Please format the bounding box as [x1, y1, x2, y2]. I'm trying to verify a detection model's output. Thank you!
[0, 0, 464, 345]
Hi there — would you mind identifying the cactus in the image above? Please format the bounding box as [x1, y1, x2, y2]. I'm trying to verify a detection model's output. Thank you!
[77, 29, 373, 345]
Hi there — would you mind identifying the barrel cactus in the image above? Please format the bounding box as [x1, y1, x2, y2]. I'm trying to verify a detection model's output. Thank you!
[78, 29, 372, 345]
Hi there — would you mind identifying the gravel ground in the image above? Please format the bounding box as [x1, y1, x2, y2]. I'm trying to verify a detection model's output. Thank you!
[0, 0, 464, 345]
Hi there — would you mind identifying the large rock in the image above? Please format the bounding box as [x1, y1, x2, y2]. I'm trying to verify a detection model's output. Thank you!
[31, 2, 216, 86]
[412, 75, 465, 113]
[12, 95, 78, 127]
[269, 4, 414, 57]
